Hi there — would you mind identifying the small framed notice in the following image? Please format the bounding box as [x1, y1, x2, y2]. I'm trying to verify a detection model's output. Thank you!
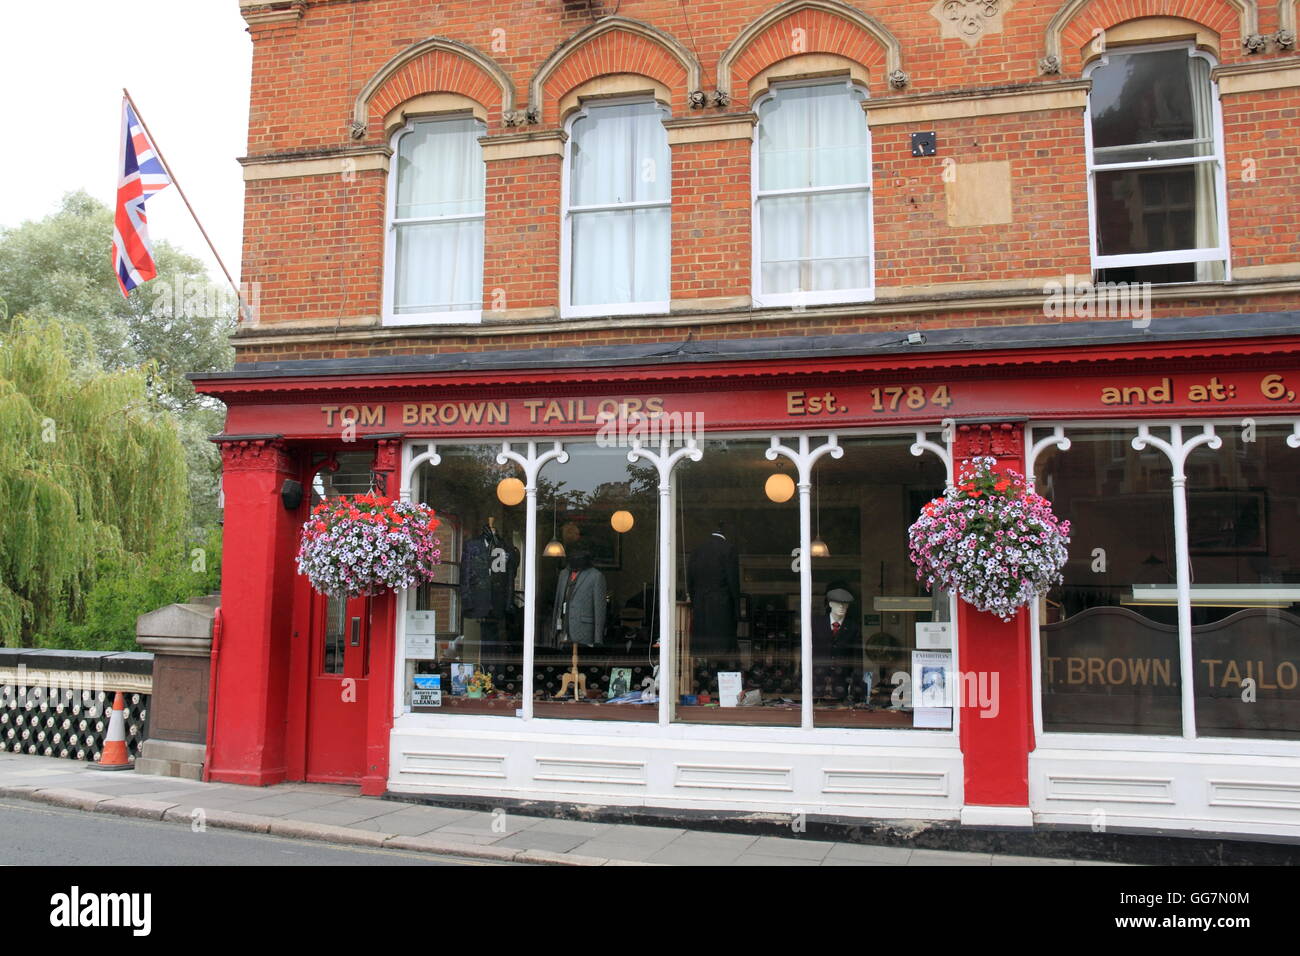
[915, 622, 951, 650]
[717, 671, 743, 708]
[405, 611, 438, 659]
[912, 649, 952, 728]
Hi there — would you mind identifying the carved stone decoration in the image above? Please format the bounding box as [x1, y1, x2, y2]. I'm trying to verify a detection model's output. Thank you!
[524, 105, 540, 124]
[348, 120, 367, 140]
[373, 439, 403, 476]
[218, 438, 294, 475]
[1277, 29, 1297, 49]
[688, 90, 708, 109]
[711, 89, 731, 108]
[953, 423, 1025, 462]
[1243, 32, 1268, 53]
[1038, 54, 1061, 75]
[930, 0, 1012, 49]
[503, 109, 526, 127]
[888, 69, 910, 89]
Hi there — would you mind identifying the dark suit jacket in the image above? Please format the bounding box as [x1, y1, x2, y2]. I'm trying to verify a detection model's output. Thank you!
[811, 613, 863, 667]
[687, 534, 740, 654]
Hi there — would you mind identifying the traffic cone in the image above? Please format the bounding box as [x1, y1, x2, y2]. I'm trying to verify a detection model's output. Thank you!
[91, 692, 133, 771]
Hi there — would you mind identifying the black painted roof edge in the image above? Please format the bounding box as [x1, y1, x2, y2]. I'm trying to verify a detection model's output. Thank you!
[190, 310, 1300, 382]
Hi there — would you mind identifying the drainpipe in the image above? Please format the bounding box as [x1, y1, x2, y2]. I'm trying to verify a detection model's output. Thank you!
[202, 606, 223, 782]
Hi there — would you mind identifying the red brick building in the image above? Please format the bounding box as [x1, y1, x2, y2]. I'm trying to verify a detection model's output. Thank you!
[194, 0, 1300, 838]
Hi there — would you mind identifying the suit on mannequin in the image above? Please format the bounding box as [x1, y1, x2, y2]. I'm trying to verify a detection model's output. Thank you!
[687, 528, 740, 655]
[547, 550, 606, 648]
[811, 587, 864, 701]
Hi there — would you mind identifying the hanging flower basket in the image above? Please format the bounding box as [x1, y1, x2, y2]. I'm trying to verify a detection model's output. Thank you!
[907, 456, 1071, 622]
[296, 493, 442, 597]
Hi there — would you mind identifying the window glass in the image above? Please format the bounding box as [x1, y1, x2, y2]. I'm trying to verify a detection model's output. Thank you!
[568, 101, 670, 309]
[757, 83, 870, 191]
[812, 437, 948, 728]
[673, 440, 800, 726]
[756, 83, 871, 297]
[1186, 426, 1300, 740]
[533, 443, 658, 720]
[391, 116, 486, 316]
[1036, 429, 1181, 735]
[405, 445, 525, 714]
[1088, 49, 1223, 282]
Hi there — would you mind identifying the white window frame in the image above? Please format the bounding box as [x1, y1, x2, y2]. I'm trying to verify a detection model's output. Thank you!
[751, 77, 875, 310]
[560, 96, 672, 319]
[1083, 42, 1231, 281]
[382, 113, 486, 326]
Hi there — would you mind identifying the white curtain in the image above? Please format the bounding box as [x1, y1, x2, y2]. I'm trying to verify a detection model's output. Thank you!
[569, 103, 670, 307]
[1188, 57, 1223, 281]
[757, 84, 871, 294]
[393, 118, 485, 314]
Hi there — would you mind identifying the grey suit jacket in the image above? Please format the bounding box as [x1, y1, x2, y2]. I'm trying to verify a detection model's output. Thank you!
[548, 567, 606, 647]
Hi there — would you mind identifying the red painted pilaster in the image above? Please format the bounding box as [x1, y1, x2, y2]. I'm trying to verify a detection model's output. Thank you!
[953, 423, 1035, 808]
[360, 437, 403, 796]
[210, 438, 298, 786]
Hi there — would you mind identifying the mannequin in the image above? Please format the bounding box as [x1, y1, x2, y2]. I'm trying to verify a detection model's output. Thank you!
[687, 523, 740, 656]
[811, 587, 863, 702]
[549, 549, 606, 700]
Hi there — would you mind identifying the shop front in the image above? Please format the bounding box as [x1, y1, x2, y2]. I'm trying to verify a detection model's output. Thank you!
[195, 316, 1300, 836]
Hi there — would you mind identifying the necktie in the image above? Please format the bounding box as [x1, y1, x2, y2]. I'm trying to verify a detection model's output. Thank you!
[832, 621, 841, 635]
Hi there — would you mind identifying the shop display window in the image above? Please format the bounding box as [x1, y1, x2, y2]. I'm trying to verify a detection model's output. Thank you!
[404, 444, 525, 715]
[673, 439, 800, 725]
[811, 436, 948, 728]
[1037, 422, 1300, 740]
[1037, 428, 1180, 734]
[1185, 426, 1300, 740]
[532, 442, 659, 720]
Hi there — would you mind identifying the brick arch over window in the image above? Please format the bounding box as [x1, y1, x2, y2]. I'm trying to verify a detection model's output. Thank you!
[1041, 0, 1260, 74]
[351, 36, 515, 138]
[718, 0, 906, 103]
[530, 16, 701, 124]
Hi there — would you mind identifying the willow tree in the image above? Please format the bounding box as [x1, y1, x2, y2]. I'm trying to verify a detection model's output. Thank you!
[0, 317, 188, 647]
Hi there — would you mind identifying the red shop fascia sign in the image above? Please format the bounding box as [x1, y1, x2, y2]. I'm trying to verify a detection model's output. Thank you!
[200, 338, 1300, 440]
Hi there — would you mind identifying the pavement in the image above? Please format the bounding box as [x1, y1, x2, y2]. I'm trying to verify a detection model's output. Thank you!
[0, 751, 1121, 866]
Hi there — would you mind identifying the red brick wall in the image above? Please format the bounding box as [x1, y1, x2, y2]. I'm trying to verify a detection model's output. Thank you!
[1222, 86, 1300, 272]
[669, 135, 751, 301]
[482, 152, 563, 313]
[234, 0, 1300, 359]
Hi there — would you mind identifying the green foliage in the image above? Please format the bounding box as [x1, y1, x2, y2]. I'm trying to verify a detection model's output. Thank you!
[37, 529, 223, 652]
[0, 190, 234, 535]
[0, 191, 235, 409]
[0, 317, 192, 647]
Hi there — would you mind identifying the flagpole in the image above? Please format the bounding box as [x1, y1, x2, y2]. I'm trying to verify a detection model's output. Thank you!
[122, 88, 247, 322]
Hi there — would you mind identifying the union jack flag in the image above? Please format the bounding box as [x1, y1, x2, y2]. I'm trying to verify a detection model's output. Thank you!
[112, 97, 172, 296]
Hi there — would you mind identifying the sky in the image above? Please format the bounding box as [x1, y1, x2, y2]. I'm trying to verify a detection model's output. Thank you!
[0, 1, 253, 282]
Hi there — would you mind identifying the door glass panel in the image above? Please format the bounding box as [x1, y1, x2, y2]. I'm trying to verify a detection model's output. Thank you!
[323, 594, 346, 675]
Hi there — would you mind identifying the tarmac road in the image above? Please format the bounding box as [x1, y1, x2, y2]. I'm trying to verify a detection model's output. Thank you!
[0, 796, 506, 866]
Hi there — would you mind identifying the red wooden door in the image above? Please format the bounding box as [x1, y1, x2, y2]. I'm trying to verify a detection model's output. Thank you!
[305, 588, 371, 782]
